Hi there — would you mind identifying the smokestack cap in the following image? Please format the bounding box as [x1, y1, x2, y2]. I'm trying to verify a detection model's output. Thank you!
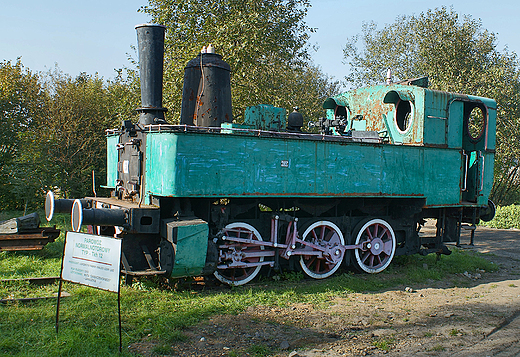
[135, 23, 166, 30]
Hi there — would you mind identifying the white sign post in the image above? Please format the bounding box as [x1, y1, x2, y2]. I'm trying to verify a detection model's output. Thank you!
[56, 232, 123, 351]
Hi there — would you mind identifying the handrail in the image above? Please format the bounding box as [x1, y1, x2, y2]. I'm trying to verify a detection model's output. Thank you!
[462, 151, 469, 192]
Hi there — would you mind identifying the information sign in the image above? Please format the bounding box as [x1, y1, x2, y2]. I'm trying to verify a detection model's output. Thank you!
[61, 232, 122, 292]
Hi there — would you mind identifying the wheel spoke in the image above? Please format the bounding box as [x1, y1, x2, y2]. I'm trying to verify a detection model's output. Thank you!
[354, 219, 396, 274]
[315, 258, 321, 273]
[378, 225, 389, 239]
[311, 229, 318, 241]
[305, 256, 317, 269]
[319, 226, 326, 241]
[214, 222, 264, 286]
[366, 226, 374, 240]
[300, 221, 345, 279]
[361, 251, 369, 264]
[373, 224, 380, 239]
[324, 229, 334, 242]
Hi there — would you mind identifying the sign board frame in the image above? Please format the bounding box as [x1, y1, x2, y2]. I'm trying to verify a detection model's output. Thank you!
[61, 231, 122, 292]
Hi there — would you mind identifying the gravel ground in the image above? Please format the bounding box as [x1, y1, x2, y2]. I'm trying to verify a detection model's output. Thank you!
[130, 225, 520, 357]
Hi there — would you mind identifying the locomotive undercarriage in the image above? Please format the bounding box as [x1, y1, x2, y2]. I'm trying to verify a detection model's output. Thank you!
[44, 190, 488, 287]
[60, 194, 486, 286]
[133, 196, 465, 286]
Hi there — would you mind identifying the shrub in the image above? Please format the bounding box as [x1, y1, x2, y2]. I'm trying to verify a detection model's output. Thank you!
[481, 204, 520, 229]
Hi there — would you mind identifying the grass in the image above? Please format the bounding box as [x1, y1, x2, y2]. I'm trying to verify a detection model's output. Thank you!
[391, 247, 498, 283]
[1, 247, 497, 356]
[430, 344, 446, 352]
[246, 344, 272, 356]
[373, 337, 395, 352]
[449, 328, 462, 336]
[0, 211, 68, 280]
[0, 211, 503, 356]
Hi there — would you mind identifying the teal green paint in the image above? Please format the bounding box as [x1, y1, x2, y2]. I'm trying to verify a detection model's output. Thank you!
[382, 111, 402, 144]
[424, 117, 447, 146]
[423, 149, 462, 203]
[447, 101, 463, 148]
[381, 114, 395, 142]
[326, 84, 496, 150]
[220, 122, 251, 134]
[382, 88, 417, 141]
[326, 108, 335, 121]
[142, 131, 474, 206]
[170, 222, 209, 278]
[469, 151, 477, 166]
[480, 152, 494, 204]
[145, 133, 178, 200]
[330, 85, 425, 145]
[486, 103, 497, 150]
[244, 104, 286, 131]
[351, 119, 367, 131]
[109, 82, 496, 209]
[381, 146, 423, 197]
[105, 134, 119, 188]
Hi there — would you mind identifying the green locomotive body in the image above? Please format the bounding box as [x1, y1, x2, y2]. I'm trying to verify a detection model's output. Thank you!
[47, 24, 496, 285]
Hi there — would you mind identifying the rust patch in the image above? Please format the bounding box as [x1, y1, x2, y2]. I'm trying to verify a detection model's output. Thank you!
[0, 227, 61, 252]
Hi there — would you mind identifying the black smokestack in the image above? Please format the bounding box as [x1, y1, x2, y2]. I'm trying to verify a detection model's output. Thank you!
[135, 24, 167, 125]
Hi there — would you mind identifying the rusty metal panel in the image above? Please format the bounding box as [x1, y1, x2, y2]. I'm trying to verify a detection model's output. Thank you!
[0, 227, 60, 251]
[327, 85, 426, 145]
[244, 104, 286, 131]
[324, 84, 498, 150]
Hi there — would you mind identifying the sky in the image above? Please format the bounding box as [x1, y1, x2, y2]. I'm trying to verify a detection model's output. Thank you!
[1, 0, 519, 84]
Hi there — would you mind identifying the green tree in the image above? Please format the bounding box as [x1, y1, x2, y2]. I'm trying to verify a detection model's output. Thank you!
[0, 59, 139, 210]
[343, 6, 520, 205]
[282, 64, 341, 123]
[141, 0, 338, 123]
[29, 69, 139, 201]
[0, 59, 46, 210]
[106, 67, 141, 125]
[29, 71, 109, 199]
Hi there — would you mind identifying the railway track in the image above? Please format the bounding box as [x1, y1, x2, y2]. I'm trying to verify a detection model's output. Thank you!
[0, 276, 60, 285]
[0, 276, 68, 304]
[0, 226, 60, 252]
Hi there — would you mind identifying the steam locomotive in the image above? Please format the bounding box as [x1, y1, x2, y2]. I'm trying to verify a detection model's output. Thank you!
[45, 24, 496, 286]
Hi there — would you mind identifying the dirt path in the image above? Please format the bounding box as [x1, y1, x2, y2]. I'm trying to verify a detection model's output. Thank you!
[132, 226, 520, 356]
